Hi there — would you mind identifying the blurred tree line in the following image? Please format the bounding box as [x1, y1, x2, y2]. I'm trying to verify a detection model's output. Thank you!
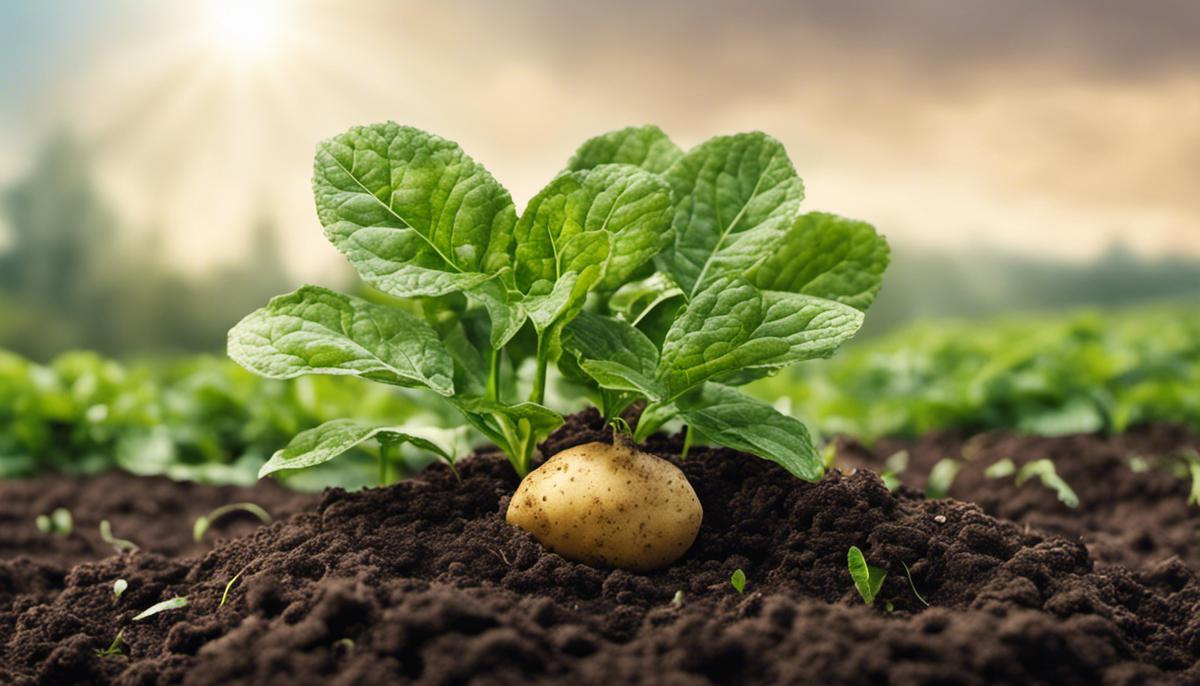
[0, 136, 296, 360]
[861, 242, 1200, 336]
[0, 136, 1195, 360]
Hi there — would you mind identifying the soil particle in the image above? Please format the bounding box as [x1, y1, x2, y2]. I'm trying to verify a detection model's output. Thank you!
[1, 411, 1198, 685]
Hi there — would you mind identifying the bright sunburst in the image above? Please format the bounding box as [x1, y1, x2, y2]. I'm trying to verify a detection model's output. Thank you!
[204, 0, 284, 63]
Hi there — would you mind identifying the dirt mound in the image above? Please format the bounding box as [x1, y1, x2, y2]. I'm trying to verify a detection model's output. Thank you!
[1, 412, 1198, 685]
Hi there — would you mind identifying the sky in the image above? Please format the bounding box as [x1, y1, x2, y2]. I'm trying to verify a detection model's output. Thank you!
[1, 0, 1197, 278]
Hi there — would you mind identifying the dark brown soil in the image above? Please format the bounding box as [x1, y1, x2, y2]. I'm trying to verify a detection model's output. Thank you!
[836, 424, 1200, 571]
[1, 413, 1199, 685]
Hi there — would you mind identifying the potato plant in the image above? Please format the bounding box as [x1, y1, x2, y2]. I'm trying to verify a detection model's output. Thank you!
[227, 123, 889, 569]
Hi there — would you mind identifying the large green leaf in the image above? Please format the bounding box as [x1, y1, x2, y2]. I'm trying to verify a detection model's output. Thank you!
[660, 132, 805, 298]
[314, 123, 516, 298]
[748, 212, 890, 311]
[259, 419, 461, 478]
[676, 384, 823, 481]
[657, 277, 863, 398]
[566, 125, 683, 174]
[562, 312, 666, 401]
[228, 285, 453, 395]
[513, 165, 673, 327]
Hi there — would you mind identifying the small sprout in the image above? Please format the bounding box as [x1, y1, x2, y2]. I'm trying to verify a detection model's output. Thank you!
[884, 600, 894, 613]
[193, 502, 272, 542]
[36, 508, 73, 536]
[1173, 449, 1200, 507]
[821, 442, 839, 470]
[335, 638, 356, 650]
[901, 561, 929, 607]
[51, 508, 73, 535]
[1127, 454, 1150, 473]
[880, 452, 908, 490]
[925, 459, 961, 499]
[730, 569, 746, 594]
[847, 546, 886, 606]
[132, 596, 189, 621]
[95, 630, 125, 658]
[985, 458, 1016, 479]
[1015, 459, 1079, 508]
[671, 589, 684, 607]
[113, 579, 128, 600]
[100, 520, 140, 554]
[219, 566, 249, 608]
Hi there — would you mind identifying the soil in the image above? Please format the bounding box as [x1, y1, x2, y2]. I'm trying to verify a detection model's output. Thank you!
[1, 412, 1198, 685]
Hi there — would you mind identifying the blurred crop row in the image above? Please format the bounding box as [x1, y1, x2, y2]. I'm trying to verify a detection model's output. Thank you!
[765, 303, 1200, 442]
[2, 303, 1198, 487]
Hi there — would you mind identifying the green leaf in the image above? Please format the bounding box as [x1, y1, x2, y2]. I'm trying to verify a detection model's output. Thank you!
[259, 419, 461, 478]
[566, 125, 683, 174]
[228, 286, 454, 396]
[633, 400, 678, 442]
[748, 212, 890, 311]
[449, 397, 563, 463]
[657, 278, 864, 398]
[313, 123, 516, 298]
[675, 384, 823, 481]
[1015, 459, 1079, 508]
[926, 458, 961, 499]
[113, 579, 128, 600]
[132, 596, 189, 621]
[193, 502, 272, 541]
[562, 312, 665, 401]
[730, 568, 747, 594]
[661, 132, 805, 298]
[609, 272, 682, 324]
[513, 164, 673, 324]
[847, 546, 886, 605]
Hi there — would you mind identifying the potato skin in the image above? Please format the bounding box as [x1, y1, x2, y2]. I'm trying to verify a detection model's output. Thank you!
[505, 440, 702, 572]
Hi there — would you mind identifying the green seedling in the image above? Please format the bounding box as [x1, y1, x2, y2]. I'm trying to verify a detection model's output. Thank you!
[926, 459, 962, 499]
[132, 596, 189, 621]
[219, 566, 250, 609]
[730, 569, 747, 594]
[1014, 459, 1079, 508]
[985, 458, 1016, 478]
[113, 579, 128, 600]
[880, 450, 909, 491]
[671, 589, 685, 607]
[36, 507, 73, 536]
[848, 546, 886, 605]
[95, 630, 125, 658]
[1169, 449, 1200, 507]
[193, 502, 272, 542]
[902, 561, 929, 607]
[100, 520, 140, 554]
[227, 123, 888, 572]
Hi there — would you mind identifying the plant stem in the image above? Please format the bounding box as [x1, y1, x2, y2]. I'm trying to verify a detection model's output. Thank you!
[681, 424, 694, 459]
[530, 332, 550, 405]
[487, 348, 501, 402]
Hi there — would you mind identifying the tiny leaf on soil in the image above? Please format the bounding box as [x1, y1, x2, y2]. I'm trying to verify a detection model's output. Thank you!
[132, 596, 189, 621]
[193, 502, 272, 541]
[730, 569, 747, 594]
[95, 630, 125, 658]
[1015, 459, 1079, 508]
[848, 546, 886, 605]
[113, 579, 128, 600]
[926, 459, 962, 499]
[99, 520, 139, 554]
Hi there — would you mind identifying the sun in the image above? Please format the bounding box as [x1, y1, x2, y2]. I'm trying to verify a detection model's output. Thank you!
[205, 0, 283, 62]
